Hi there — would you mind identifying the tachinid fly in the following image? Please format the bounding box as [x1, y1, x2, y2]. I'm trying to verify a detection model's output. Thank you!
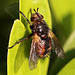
[8, 8, 65, 70]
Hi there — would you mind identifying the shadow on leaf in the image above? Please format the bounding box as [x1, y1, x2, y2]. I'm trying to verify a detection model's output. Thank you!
[48, 49, 75, 75]
[14, 30, 32, 73]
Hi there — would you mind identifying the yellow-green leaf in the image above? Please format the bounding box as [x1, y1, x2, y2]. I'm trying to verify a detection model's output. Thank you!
[7, 0, 52, 75]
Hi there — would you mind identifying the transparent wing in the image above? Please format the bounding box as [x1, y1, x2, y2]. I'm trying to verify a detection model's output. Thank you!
[48, 29, 65, 59]
[29, 35, 39, 70]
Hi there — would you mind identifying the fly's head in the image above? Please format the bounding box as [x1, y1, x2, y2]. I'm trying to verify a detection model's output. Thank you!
[31, 8, 44, 23]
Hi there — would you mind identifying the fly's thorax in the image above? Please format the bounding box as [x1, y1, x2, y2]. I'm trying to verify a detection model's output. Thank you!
[32, 21, 49, 36]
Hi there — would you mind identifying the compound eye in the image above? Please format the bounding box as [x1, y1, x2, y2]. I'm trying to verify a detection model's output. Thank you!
[31, 17, 37, 21]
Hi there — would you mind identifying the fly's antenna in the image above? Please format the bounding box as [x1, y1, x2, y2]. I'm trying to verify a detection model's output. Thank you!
[33, 8, 39, 13]
[19, 11, 31, 26]
[33, 8, 42, 19]
[33, 9, 37, 13]
[37, 8, 39, 12]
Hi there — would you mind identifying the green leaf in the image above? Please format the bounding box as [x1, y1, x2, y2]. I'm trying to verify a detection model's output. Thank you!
[20, 0, 52, 33]
[7, 19, 31, 75]
[48, 0, 75, 75]
[63, 30, 75, 52]
[48, 30, 75, 75]
[49, 0, 75, 44]
[58, 58, 75, 75]
[8, 0, 52, 75]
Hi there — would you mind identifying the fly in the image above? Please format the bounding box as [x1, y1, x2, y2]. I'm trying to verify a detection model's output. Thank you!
[8, 8, 65, 70]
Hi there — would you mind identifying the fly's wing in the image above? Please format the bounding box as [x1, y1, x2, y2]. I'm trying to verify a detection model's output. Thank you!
[48, 29, 65, 59]
[29, 34, 39, 70]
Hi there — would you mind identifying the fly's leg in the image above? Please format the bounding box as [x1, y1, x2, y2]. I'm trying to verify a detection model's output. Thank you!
[8, 11, 33, 49]
[19, 11, 32, 26]
[8, 33, 33, 49]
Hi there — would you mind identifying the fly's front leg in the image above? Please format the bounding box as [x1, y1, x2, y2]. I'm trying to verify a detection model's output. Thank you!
[19, 11, 32, 26]
[8, 33, 33, 49]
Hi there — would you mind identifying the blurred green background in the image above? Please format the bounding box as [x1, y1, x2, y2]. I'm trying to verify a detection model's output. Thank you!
[0, 0, 75, 75]
[0, 0, 18, 75]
